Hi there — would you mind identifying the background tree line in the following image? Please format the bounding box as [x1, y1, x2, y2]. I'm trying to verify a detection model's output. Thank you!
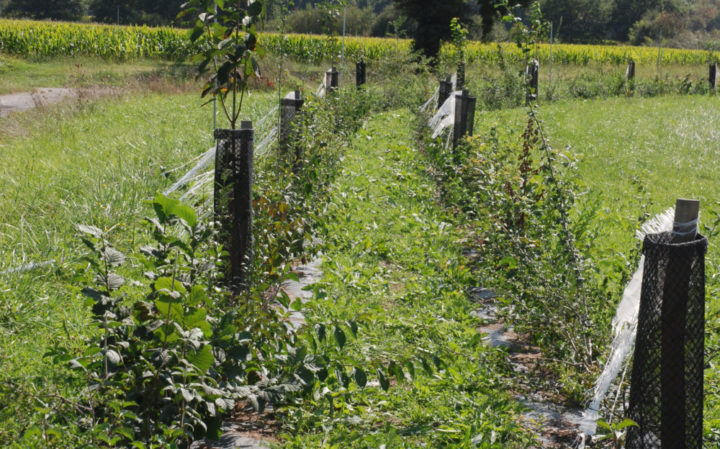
[3, 0, 720, 51]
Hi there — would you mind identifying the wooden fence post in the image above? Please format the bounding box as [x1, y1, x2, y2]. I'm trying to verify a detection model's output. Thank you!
[356, 59, 366, 88]
[710, 63, 717, 92]
[213, 120, 254, 294]
[452, 89, 476, 151]
[279, 90, 304, 160]
[627, 198, 705, 449]
[626, 59, 636, 81]
[456, 61, 465, 90]
[438, 78, 452, 108]
[325, 67, 339, 93]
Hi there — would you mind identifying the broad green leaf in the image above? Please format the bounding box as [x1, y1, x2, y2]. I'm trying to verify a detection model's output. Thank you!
[353, 367, 367, 388]
[105, 349, 121, 366]
[76, 224, 103, 238]
[315, 323, 326, 341]
[155, 276, 187, 294]
[155, 298, 183, 322]
[388, 361, 404, 383]
[169, 203, 197, 228]
[596, 419, 613, 432]
[346, 320, 358, 338]
[334, 325, 346, 349]
[101, 247, 126, 267]
[377, 367, 389, 391]
[188, 344, 214, 373]
[188, 285, 210, 307]
[616, 418, 638, 430]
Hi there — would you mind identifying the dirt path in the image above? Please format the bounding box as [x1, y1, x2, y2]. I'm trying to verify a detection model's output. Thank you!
[472, 288, 586, 447]
[0, 87, 117, 117]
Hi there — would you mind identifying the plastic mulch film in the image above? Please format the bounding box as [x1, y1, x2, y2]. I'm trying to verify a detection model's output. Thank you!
[626, 231, 707, 449]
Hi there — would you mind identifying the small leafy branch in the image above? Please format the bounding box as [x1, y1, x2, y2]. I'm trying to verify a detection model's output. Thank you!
[449, 17, 468, 66]
[500, 0, 549, 59]
[596, 418, 638, 449]
[66, 195, 225, 447]
[181, 0, 265, 129]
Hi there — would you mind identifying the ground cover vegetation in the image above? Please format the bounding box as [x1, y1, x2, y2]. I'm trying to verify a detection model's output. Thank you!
[278, 109, 536, 448]
[0, 82, 402, 447]
[0, 3, 454, 444]
[409, 8, 720, 445]
[2, 2, 720, 448]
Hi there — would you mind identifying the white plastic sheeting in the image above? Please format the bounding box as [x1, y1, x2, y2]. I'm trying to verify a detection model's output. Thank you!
[163, 146, 216, 196]
[255, 126, 278, 158]
[429, 90, 463, 139]
[0, 260, 56, 276]
[419, 87, 438, 113]
[577, 208, 676, 447]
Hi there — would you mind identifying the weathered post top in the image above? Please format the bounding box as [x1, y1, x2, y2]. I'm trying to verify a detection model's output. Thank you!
[282, 90, 304, 106]
[325, 67, 339, 91]
[240, 120, 252, 130]
[438, 77, 453, 108]
[356, 58, 367, 87]
[673, 198, 700, 243]
[452, 88, 477, 151]
[626, 59, 636, 80]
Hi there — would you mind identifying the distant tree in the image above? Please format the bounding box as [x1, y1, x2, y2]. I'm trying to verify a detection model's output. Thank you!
[610, 0, 660, 40]
[287, 5, 374, 35]
[392, 0, 468, 59]
[90, 0, 184, 26]
[541, 0, 614, 42]
[2, 0, 84, 20]
[478, 0, 532, 39]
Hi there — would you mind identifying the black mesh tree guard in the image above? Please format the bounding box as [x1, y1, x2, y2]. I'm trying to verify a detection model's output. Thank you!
[626, 231, 707, 449]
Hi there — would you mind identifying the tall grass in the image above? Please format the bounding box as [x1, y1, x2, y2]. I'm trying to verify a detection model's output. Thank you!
[0, 91, 277, 390]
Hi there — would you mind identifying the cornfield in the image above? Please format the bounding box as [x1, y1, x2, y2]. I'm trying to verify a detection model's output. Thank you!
[458, 42, 719, 66]
[0, 19, 193, 60]
[0, 19, 716, 66]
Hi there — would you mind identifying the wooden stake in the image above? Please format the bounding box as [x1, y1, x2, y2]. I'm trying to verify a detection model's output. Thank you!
[279, 90, 304, 158]
[325, 67, 339, 93]
[673, 198, 700, 243]
[356, 59, 366, 87]
[438, 78, 452, 108]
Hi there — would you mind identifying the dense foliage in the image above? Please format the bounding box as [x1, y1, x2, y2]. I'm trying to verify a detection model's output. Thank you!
[421, 106, 615, 398]
[1, 0, 84, 21]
